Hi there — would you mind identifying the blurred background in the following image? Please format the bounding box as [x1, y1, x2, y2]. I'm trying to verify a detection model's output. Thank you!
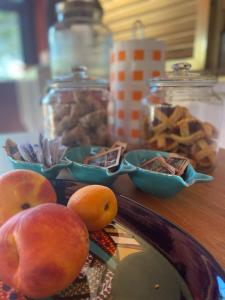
[0, 0, 225, 142]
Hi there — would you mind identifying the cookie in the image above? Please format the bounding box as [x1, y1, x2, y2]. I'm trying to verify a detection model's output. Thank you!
[170, 118, 205, 145]
[191, 138, 217, 169]
[147, 134, 178, 152]
[151, 105, 188, 134]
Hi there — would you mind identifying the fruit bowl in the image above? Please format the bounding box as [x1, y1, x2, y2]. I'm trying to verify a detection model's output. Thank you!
[65, 145, 136, 186]
[123, 149, 213, 198]
[8, 156, 72, 180]
[0, 179, 224, 300]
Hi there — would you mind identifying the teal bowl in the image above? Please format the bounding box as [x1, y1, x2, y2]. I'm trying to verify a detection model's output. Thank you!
[65, 146, 136, 186]
[8, 156, 72, 180]
[124, 149, 213, 198]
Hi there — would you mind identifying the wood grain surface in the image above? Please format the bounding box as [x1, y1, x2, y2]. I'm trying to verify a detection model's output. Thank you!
[113, 148, 225, 270]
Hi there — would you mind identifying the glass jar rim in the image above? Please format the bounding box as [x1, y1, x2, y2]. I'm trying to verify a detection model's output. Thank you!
[149, 62, 216, 87]
[47, 66, 108, 90]
[56, 0, 103, 23]
[56, 0, 103, 15]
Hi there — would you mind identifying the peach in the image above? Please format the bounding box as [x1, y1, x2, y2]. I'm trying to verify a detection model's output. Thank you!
[67, 185, 118, 231]
[0, 203, 89, 298]
[0, 170, 57, 225]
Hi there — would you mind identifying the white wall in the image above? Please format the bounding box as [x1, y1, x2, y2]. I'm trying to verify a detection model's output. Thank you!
[15, 66, 50, 133]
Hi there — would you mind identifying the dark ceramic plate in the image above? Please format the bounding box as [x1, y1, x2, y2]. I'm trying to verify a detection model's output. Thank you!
[1, 180, 224, 300]
[53, 179, 225, 300]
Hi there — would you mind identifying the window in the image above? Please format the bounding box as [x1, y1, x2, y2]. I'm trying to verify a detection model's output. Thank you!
[0, 0, 38, 79]
[0, 10, 23, 78]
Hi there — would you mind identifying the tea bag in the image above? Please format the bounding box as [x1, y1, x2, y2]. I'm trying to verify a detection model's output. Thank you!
[4, 134, 67, 169]
[167, 154, 189, 176]
[140, 157, 176, 175]
[4, 139, 22, 161]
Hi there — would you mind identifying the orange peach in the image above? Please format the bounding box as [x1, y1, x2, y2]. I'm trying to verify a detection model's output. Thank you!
[0, 170, 57, 225]
[0, 203, 89, 298]
[67, 185, 118, 231]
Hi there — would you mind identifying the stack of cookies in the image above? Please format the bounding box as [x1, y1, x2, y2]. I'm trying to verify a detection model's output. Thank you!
[51, 90, 108, 147]
[143, 104, 218, 170]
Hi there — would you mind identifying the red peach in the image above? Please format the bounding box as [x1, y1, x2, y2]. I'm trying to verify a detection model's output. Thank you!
[0, 203, 89, 298]
[0, 170, 57, 225]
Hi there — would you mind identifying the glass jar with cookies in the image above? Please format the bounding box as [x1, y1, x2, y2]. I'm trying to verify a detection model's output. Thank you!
[42, 66, 110, 147]
[141, 62, 223, 172]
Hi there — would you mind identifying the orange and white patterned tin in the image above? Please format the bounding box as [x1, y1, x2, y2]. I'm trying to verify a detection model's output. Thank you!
[110, 38, 165, 144]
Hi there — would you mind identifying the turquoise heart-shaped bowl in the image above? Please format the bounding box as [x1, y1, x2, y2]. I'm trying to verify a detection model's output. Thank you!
[8, 156, 72, 180]
[65, 146, 136, 186]
[124, 149, 213, 198]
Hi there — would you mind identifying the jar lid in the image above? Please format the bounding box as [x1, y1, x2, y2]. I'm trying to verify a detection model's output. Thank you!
[149, 62, 216, 87]
[56, 0, 103, 22]
[48, 66, 108, 90]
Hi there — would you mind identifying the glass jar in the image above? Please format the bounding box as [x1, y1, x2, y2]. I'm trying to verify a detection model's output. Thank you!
[42, 66, 110, 147]
[48, 0, 112, 78]
[141, 62, 224, 171]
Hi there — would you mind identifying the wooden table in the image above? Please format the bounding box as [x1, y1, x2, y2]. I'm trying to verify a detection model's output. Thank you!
[0, 133, 225, 269]
[113, 149, 225, 270]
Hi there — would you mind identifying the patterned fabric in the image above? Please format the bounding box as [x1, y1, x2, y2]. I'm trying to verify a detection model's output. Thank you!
[90, 230, 117, 256]
[0, 223, 142, 300]
[56, 252, 114, 300]
[0, 282, 26, 300]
